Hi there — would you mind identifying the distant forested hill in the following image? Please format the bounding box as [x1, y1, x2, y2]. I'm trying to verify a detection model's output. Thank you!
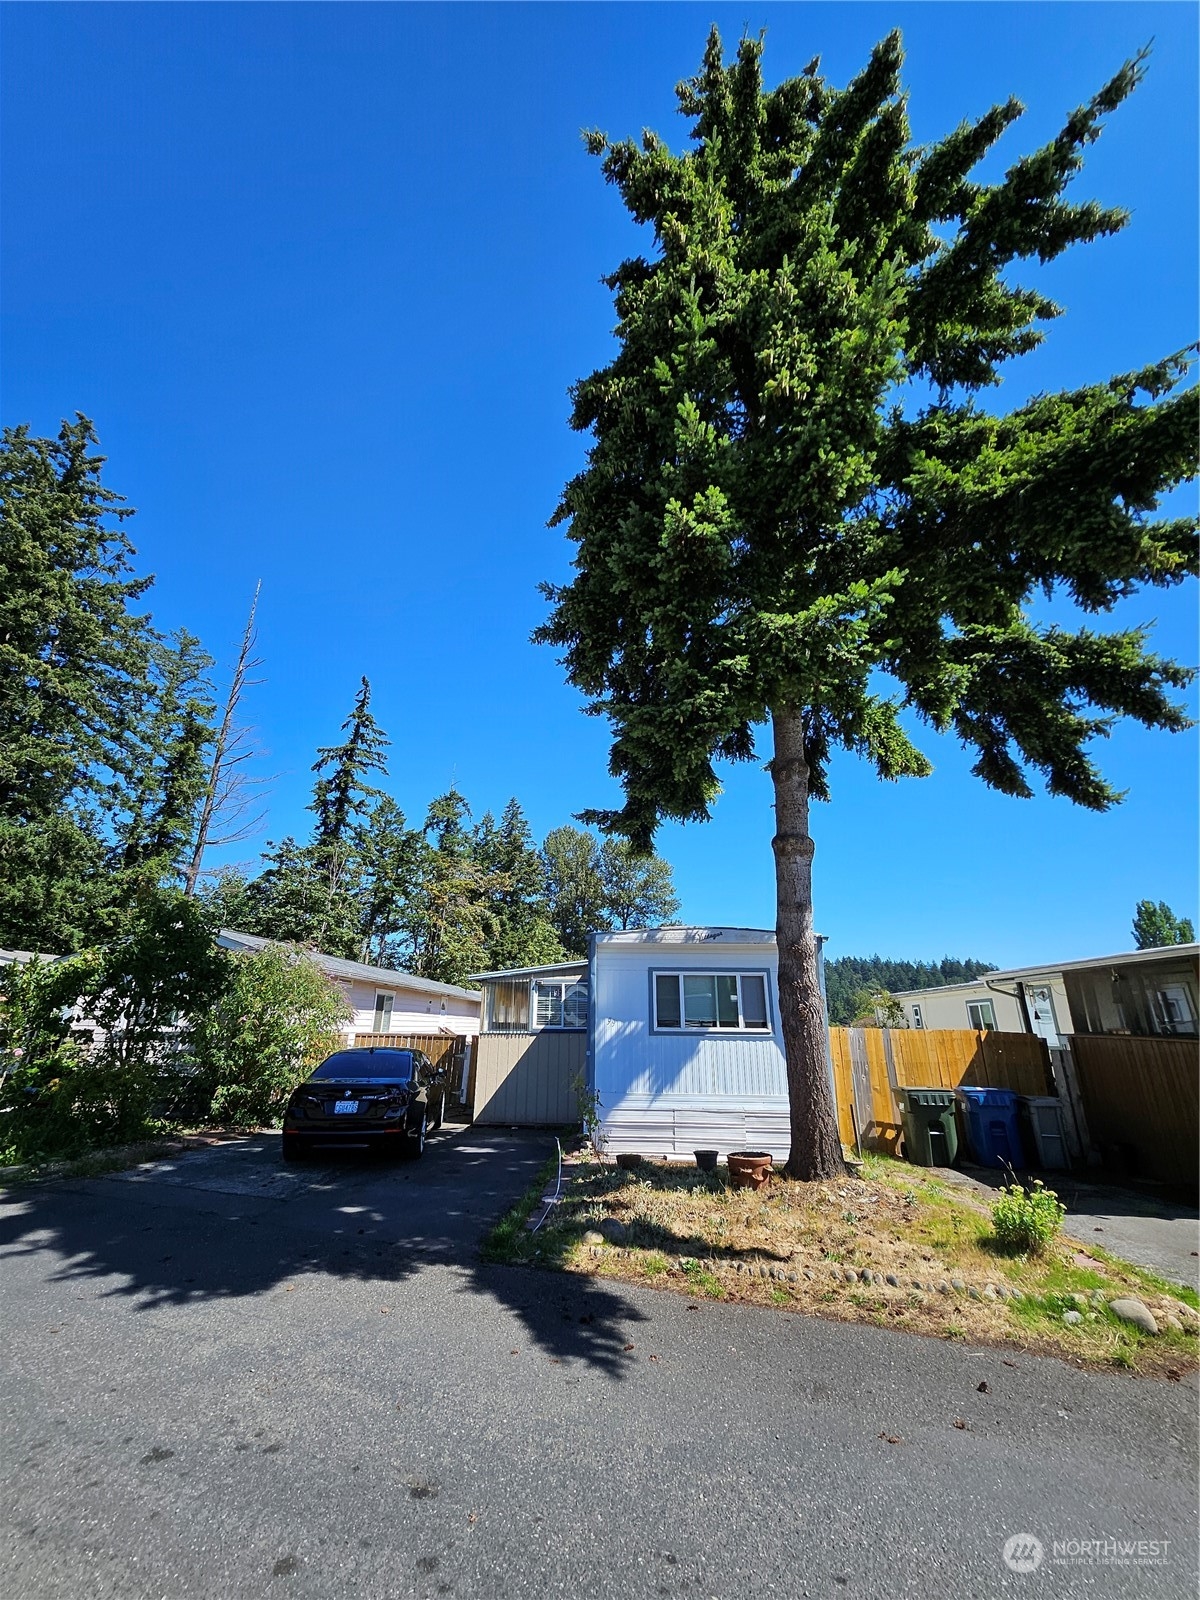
[824, 956, 997, 1026]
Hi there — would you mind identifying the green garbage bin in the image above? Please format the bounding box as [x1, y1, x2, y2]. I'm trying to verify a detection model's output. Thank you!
[897, 1087, 959, 1167]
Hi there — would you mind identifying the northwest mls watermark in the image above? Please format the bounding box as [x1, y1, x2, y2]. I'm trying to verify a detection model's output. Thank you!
[1002, 1533, 1171, 1572]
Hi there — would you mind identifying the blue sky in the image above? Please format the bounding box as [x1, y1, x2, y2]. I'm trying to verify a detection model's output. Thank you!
[3, 2, 1196, 967]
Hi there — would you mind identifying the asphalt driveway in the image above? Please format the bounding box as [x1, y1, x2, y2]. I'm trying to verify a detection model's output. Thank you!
[2, 1130, 1197, 1600]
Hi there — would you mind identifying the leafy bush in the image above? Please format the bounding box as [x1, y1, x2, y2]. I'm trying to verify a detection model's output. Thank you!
[0, 892, 228, 1163]
[990, 1178, 1066, 1256]
[190, 943, 350, 1126]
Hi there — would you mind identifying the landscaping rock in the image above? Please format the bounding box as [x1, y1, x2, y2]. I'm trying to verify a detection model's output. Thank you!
[967, 1287, 982, 1301]
[1070, 1292, 1089, 1307]
[1163, 1314, 1185, 1333]
[885, 1273, 899, 1288]
[597, 1218, 628, 1244]
[982, 1285, 997, 1300]
[843, 1268, 859, 1284]
[803, 1269, 815, 1280]
[1172, 1301, 1199, 1327]
[939, 1282, 951, 1295]
[582, 1230, 606, 1246]
[1063, 1310, 1083, 1326]
[1108, 1298, 1159, 1335]
[950, 1279, 966, 1293]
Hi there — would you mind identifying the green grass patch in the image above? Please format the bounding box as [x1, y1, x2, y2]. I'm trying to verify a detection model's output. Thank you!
[478, 1156, 560, 1264]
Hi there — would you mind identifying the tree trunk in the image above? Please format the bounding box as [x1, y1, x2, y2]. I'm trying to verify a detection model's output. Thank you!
[770, 706, 845, 1182]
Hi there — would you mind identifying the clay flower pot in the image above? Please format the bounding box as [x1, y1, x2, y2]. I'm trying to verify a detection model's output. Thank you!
[727, 1151, 773, 1191]
[693, 1149, 719, 1173]
[615, 1152, 643, 1171]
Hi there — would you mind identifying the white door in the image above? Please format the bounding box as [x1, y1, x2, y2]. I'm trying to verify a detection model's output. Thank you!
[1022, 984, 1060, 1047]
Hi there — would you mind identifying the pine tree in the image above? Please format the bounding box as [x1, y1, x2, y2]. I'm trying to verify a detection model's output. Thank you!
[407, 790, 495, 985]
[310, 677, 389, 848]
[356, 795, 427, 967]
[117, 630, 215, 890]
[1131, 900, 1195, 949]
[0, 416, 157, 949]
[536, 31, 1197, 1179]
[476, 799, 567, 970]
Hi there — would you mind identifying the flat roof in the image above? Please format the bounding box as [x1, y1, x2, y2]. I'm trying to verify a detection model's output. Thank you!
[468, 961, 587, 982]
[892, 943, 1199, 999]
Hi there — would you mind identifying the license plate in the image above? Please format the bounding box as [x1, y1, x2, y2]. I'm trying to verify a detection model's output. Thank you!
[333, 1101, 359, 1115]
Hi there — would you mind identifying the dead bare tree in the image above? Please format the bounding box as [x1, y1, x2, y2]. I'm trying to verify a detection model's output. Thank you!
[184, 583, 272, 895]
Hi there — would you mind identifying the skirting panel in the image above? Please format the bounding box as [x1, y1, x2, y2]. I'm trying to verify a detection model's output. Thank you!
[597, 1101, 791, 1162]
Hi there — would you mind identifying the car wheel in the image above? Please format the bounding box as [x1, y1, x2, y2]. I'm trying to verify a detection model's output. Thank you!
[281, 1137, 307, 1164]
[406, 1113, 427, 1160]
[430, 1095, 444, 1131]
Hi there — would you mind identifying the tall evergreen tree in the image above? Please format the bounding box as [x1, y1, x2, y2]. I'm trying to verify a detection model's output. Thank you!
[355, 795, 427, 967]
[536, 31, 1197, 1178]
[407, 790, 495, 985]
[476, 799, 567, 970]
[1131, 900, 1195, 949]
[310, 677, 389, 847]
[117, 630, 215, 890]
[0, 416, 157, 949]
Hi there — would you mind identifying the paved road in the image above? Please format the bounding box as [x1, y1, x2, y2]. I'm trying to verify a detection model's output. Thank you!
[2, 1131, 1196, 1600]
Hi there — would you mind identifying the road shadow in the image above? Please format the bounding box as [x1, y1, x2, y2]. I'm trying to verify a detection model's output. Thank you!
[0, 1129, 650, 1377]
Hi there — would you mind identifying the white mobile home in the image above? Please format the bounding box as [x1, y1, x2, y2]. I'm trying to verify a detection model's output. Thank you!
[470, 927, 832, 1160]
[591, 927, 830, 1161]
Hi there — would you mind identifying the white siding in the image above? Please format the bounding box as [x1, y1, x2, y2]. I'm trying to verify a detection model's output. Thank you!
[593, 940, 791, 1160]
[338, 978, 480, 1041]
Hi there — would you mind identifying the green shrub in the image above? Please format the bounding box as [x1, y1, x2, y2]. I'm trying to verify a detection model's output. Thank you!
[0, 893, 228, 1163]
[990, 1178, 1066, 1256]
[190, 944, 350, 1126]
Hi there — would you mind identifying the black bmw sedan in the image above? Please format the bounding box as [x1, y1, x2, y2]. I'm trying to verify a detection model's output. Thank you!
[281, 1047, 447, 1162]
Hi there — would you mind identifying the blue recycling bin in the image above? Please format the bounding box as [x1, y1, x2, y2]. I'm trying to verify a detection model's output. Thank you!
[955, 1086, 1026, 1170]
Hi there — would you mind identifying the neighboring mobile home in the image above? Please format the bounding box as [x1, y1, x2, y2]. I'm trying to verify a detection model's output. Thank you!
[891, 945, 1199, 1045]
[218, 930, 482, 1042]
[471, 928, 834, 1161]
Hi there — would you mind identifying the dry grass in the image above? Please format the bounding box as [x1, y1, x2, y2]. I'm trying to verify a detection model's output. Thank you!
[486, 1151, 1199, 1378]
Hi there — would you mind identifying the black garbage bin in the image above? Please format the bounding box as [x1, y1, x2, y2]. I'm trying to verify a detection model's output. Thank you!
[897, 1087, 959, 1167]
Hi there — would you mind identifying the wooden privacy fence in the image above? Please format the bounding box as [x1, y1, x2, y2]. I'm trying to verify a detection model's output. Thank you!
[1068, 1034, 1198, 1192]
[830, 1027, 1052, 1155]
[352, 1033, 474, 1108]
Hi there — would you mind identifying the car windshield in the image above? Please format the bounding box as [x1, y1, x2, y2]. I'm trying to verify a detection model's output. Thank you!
[310, 1050, 414, 1081]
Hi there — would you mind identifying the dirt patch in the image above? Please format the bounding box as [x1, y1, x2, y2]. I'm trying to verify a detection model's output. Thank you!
[492, 1152, 1199, 1377]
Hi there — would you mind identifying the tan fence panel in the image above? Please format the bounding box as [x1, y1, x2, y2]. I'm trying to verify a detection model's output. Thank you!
[353, 1033, 467, 1072]
[473, 1031, 587, 1125]
[1069, 1034, 1199, 1191]
[830, 1028, 1052, 1153]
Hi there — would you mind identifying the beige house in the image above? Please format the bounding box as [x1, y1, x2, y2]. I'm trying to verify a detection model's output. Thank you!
[892, 945, 1199, 1045]
[217, 930, 482, 1042]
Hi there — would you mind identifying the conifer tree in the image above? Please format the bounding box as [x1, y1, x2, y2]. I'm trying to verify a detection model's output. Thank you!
[310, 677, 389, 847]
[537, 30, 1198, 1178]
[0, 416, 157, 949]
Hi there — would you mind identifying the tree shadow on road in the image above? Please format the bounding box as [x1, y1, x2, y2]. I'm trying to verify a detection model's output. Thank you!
[0, 1129, 650, 1379]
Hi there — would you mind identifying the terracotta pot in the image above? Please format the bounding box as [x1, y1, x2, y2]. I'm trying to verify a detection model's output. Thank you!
[693, 1149, 719, 1173]
[615, 1152, 643, 1171]
[727, 1151, 773, 1191]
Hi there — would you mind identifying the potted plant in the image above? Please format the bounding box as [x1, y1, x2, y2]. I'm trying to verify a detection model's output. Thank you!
[727, 1151, 773, 1190]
